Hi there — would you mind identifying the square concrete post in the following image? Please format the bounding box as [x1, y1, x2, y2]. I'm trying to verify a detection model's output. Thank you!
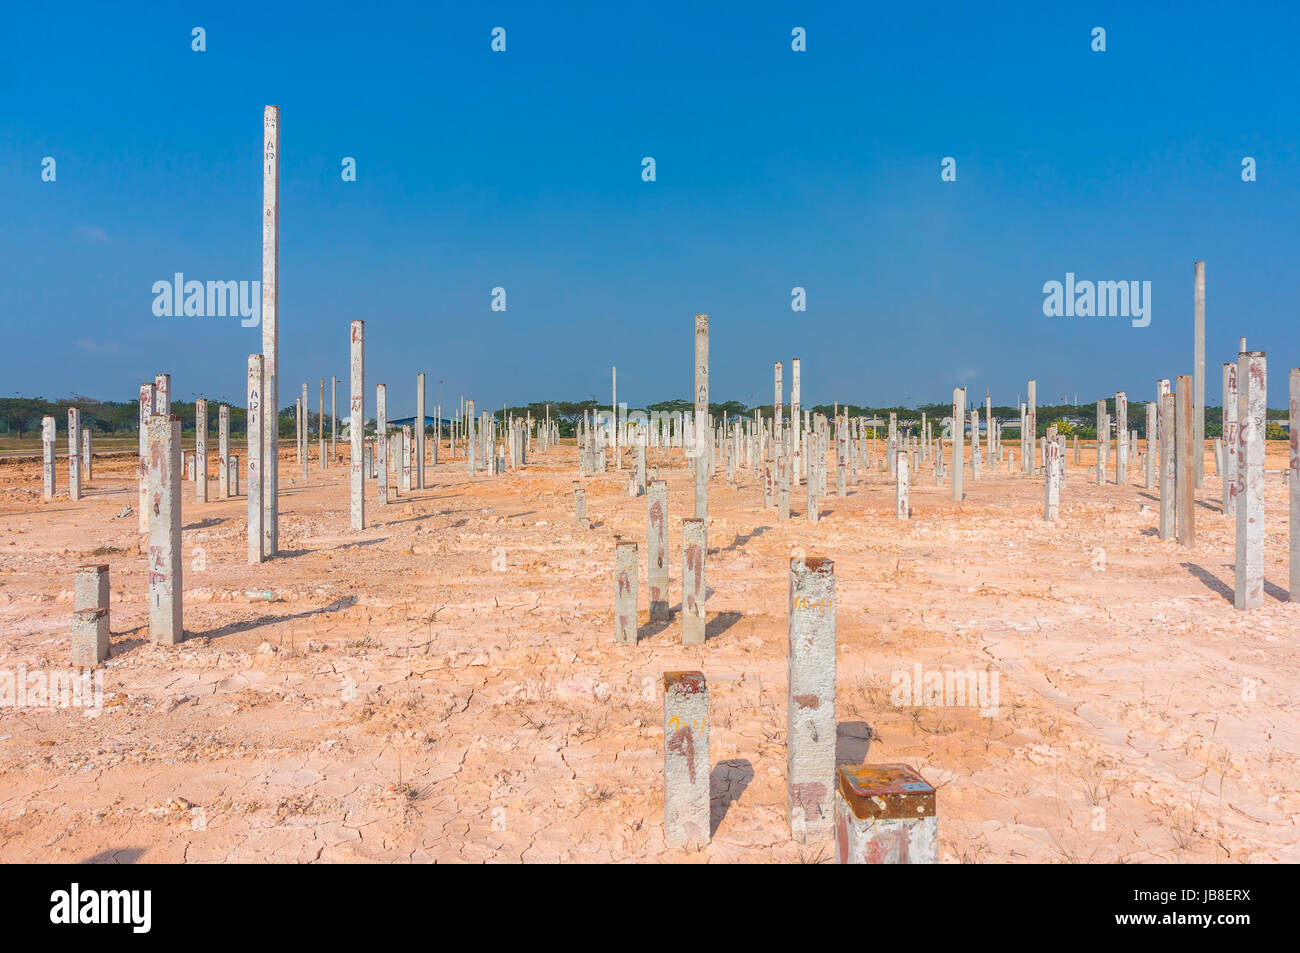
[247, 355, 264, 563]
[154, 373, 171, 414]
[787, 556, 836, 841]
[300, 383, 309, 480]
[615, 541, 638, 645]
[970, 409, 981, 481]
[230, 455, 239, 496]
[1024, 380, 1036, 474]
[774, 361, 783, 435]
[147, 413, 183, 645]
[138, 383, 155, 531]
[890, 443, 909, 517]
[416, 373, 426, 489]
[791, 357, 802, 485]
[806, 452, 819, 523]
[1044, 437, 1060, 521]
[349, 320, 365, 531]
[401, 426, 412, 493]
[376, 384, 388, 506]
[1159, 391, 1176, 540]
[573, 482, 588, 529]
[611, 367, 618, 469]
[41, 416, 56, 500]
[648, 480, 669, 621]
[1194, 260, 1206, 488]
[217, 404, 230, 498]
[195, 398, 208, 503]
[1175, 375, 1195, 547]
[72, 608, 109, 669]
[82, 428, 92, 481]
[951, 388, 965, 502]
[1095, 399, 1106, 484]
[67, 408, 81, 501]
[1290, 368, 1300, 603]
[261, 105, 281, 557]
[778, 453, 790, 521]
[467, 399, 477, 475]
[834, 764, 937, 864]
[74, 563, 110, 634]
[693, 315, 709, 518]
[1223, 362, 1238, 514]
[682, 518, 706, 645]
[1115, 391, 1127, 484]
[319, 379, 326, 470]
[663, 671, 710, 847]
[1145, 401, 1157, 490]
[1234, 352, 1266, 609]
[331, 376, 337, 462]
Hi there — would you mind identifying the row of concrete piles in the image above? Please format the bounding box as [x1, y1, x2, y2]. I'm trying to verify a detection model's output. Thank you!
[584, 316, 937, 860]
[660, 557, 936, 861]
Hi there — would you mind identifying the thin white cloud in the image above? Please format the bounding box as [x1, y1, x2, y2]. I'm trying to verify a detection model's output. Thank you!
[74, 225, 108, 243]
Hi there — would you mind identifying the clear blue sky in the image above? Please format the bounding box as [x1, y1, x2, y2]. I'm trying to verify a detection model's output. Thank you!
[3, 1, 1297, 417]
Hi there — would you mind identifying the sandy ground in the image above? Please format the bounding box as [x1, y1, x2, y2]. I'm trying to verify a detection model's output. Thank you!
[0, 438, 1296, 864]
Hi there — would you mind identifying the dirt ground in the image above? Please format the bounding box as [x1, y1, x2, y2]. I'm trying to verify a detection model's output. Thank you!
[0, 437, 1296, 863]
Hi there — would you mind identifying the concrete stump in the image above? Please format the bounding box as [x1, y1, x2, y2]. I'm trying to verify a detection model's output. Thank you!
[247, 355, 264, 563]
[663, 671, 710, 848]
[648, 480, 669, 621]
[1175, 375, 1195, 547]
[349, 320, 365, 530]
[42, 416, 56, 500]
[615, 541, 638, 645]
[895, 451, 909, 519]
[1235, 352, 1266, 609]
[72, 608, 109, 669]
[67, 408, 82, 501]
[682, 518, 706, 644]
[834, 764, 937, 864]
[787, 556, 836, 841]
[74, 564, 110, 632]
[146, 414, 183, 645]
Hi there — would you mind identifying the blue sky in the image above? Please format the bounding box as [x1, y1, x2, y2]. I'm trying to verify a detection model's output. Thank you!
[3, 1, 1297, 417]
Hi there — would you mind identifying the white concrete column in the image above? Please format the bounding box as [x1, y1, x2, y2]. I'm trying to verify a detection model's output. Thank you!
[247, 355, 264, 563]
[1223, 362, 1238, 514]
[218, 404, 230, 499]
[416, 373, 426, 489]
[1193, 260, 1206, 488]
[138, 383, 154, 531]
[1175, 375, 1195, 547]
[1234, 352, 1266, 608]
[376, 384, 388, 506]
[693, 316, 709, 518]
[682, 517, 706, 644]
[1290, 368, 1299, 604]
[787, 555, 836, 842]
[146, 413, 183, 644]
[261, 105, 280, 557]
[349, 320, 365, 530]
[951, 388, 965, 502]
[41, 415, 56, 500]
[663, 671, 710, 847]
[896, 450, 909, 519]
[615, 541, 638, 645]
[67, 407, 82, 501]
[195, 398, 208, 503]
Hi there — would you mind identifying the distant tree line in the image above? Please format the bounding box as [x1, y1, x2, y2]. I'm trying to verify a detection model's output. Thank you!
[3, 395, 1290, 442]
